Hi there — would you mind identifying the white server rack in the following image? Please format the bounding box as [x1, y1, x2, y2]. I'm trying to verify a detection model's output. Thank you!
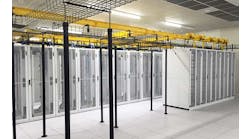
[165, 47, 236, 109]
[14, 44, 164, 123]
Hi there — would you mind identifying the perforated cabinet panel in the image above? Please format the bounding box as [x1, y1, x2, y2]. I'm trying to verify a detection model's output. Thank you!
[14, 46, 28, 120]
[232, 53, 235, 96]
[153, 53, 163, 97]
[221, 52, 225, 99]
[44, 47, 54, 115]
[207, 51, 211, 103]
[225, 52, 229, 97]
[129, 52, 141, 100]
[216, 52, 221, 100]
[30, 46, 43, 117]
[102, 51, 109, 105]
[56, 48, 77, 113]
[190, 49, 196, 107]
[196, 50, 201, 105]
[201, 50, 207, 104]
[79, 49, 97, 109]
[142, 52, 151, 98]
[116, 51, 128, 102]
[211, 52, 216, 102]
[229, 53, 232, 97]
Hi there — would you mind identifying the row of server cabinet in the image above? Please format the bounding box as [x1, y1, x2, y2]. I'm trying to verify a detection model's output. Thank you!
[14, 44, 163, 123]
[166, 48, 236, 109]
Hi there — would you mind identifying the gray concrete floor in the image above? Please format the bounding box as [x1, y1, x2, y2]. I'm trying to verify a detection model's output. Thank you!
[17, 98, 239, 139]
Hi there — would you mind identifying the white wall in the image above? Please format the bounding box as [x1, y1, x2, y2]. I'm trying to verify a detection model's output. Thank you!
[198, 27, 239, 45]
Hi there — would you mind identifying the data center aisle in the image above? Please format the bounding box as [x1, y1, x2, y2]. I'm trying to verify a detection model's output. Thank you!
[17, 98, 239, 139]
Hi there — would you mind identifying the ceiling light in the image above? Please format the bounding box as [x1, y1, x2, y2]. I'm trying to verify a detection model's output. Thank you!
[163, 21, 182, 28]
[112, 10, 141, 19]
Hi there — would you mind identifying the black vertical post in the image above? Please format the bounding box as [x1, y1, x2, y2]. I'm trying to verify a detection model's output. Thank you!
[114, 45, 118, 128]
[63, 22, 70, 139]
[99, 45, 104, 123]
[12, 42, 16, 139]
[108, 28, 114, 139]
[150, 50, 153, 111]
[41, 38, 47, 137]
[164, 49, 168, 114]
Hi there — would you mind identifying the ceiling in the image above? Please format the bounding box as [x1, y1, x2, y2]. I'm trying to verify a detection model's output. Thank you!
[88, 0, 239, 33]
[12, 0, 239, 34]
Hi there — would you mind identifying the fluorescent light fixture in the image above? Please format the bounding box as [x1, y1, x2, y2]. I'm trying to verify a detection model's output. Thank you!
[163, 21, 182, 28]
[30, 37, 40, 41]
[112, 10, 141, 19]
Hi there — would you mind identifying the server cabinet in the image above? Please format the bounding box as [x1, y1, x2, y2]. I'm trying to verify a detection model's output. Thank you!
[101, 50, 109, 105]
[190, 49, 196, 107]
[128, 51, 141, 100]
[116, 51, 128, 102]
[196, 50, 202, 105]
[206, 51, 212, 103]
[29, 46, 43, 117]
[14, 45, 29, 121]
[231, 53, 235, 96]
[142, 52, 152, 98]
[44, 47, 54, 115]
[55, 47, 77, 114]
[221, 52, 225, 99]
[216, 51, 222, 100]
[211, 51, 216, 102]
[225, 52, 230, 97]
[153, 52, 163, 97]
[201, 50, 207, 104]
[229, 52, 233, 97]
[79, 49, 97, 109]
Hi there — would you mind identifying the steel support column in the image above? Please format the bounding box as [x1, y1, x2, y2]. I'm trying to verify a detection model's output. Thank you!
[150, 50, 153, 111]
[12, 42, 16, 139]
[99, 45, 104, 123]
[164, 49, 168, 114]
[63, 22, 70, 139]
[114, 45, 118, 128]
[108, 28, 114, 139]
[41, 38, 47, 137]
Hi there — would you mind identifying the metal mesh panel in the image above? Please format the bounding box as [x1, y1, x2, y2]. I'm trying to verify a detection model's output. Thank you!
[201, 50, 206, 104]
[225, 52, 229, 97]
[211, 51, 216, 102]
[102, 51, 109, 105]
[30, 46, 43, 117]
[221, 52, 225, 99]
[232, 53, 235, 96]
[142, 52, 151, 98]
[190, 49, 196, 107]
[14, 45, 27, 120]
[56, 48, 77, 113]
[153, 53, 162, 97]
[116, 51, 128, 102]
[79, 49, 96, 109]
[228, 52, 232, 97]
[44, 47, 54, 114]
[196, 50, 201, 105]
[129, 52, 141, 100]
[207, 51, 211, 103]
[216, 52, 221, 100]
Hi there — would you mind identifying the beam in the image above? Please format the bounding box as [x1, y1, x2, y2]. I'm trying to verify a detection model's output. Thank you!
[63, 22, 70, 139]
[12, 42, 16, 139]
[41, 37, 47, 138]
[108, 28, 114, 139]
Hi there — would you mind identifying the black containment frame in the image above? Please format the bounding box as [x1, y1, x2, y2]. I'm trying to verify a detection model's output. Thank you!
[99, 46, 104, 123]
[114, 45, 118, 128]
[12, 42, 16, 139]
[164, 49, 168, 114]
[150, 50, 153, 111]
[108, 28, 114, 139]
[63, 22, 71, 139]
[41, 39, 47, 137]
